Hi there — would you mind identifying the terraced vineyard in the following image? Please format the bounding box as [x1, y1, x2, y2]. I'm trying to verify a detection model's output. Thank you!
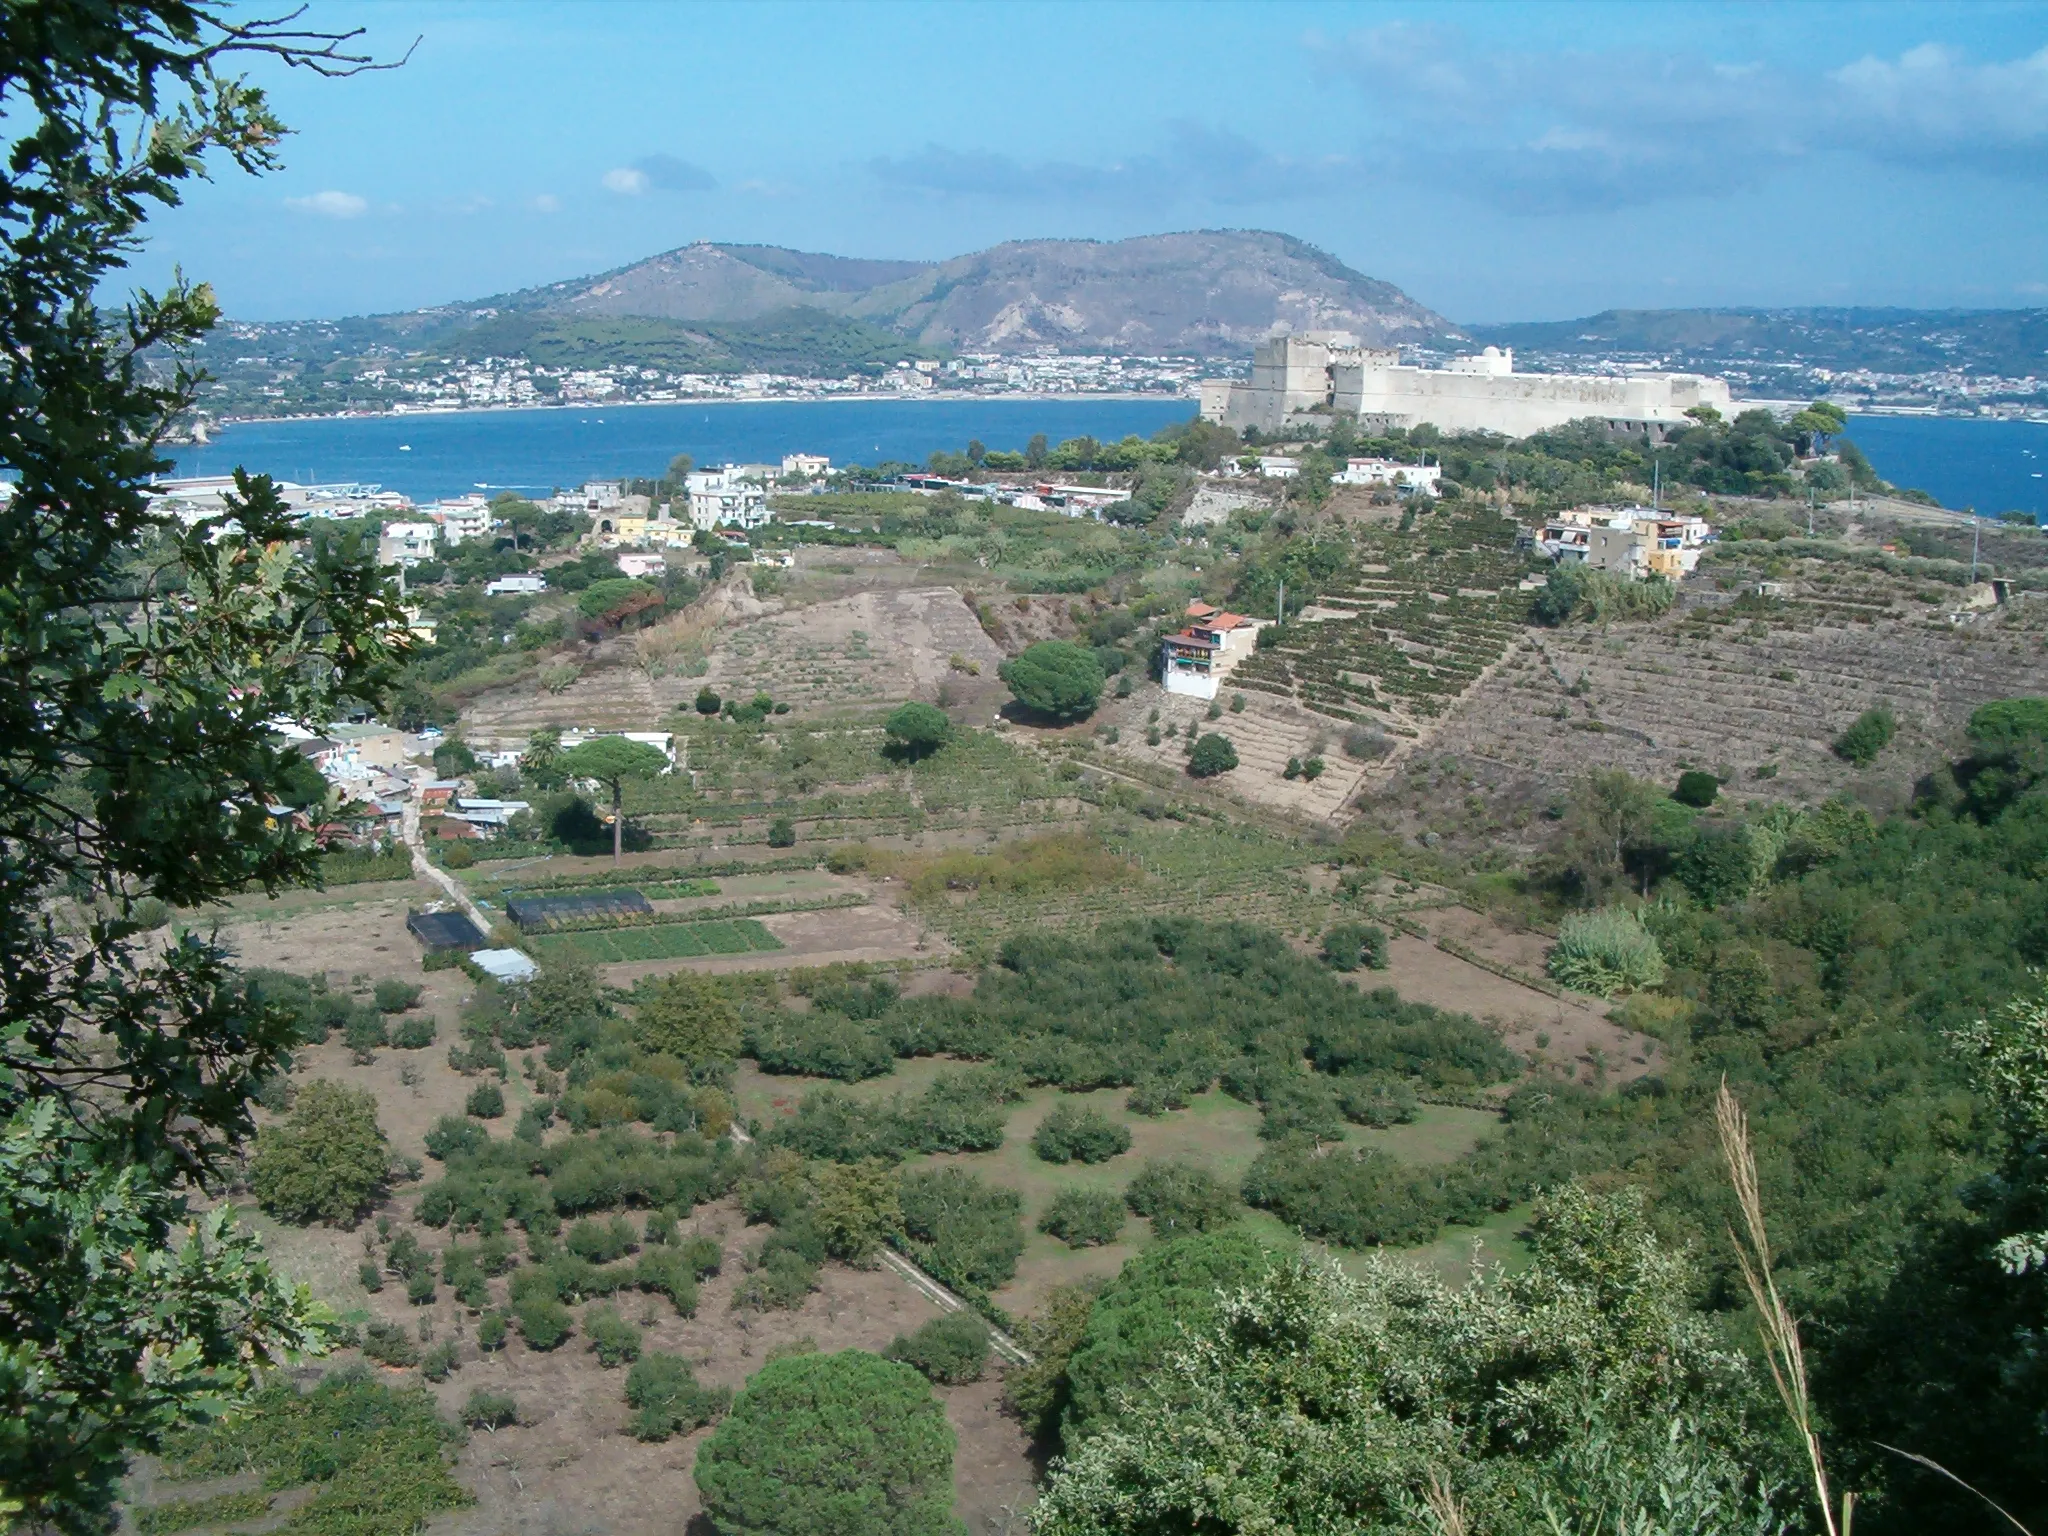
[1426, 573, 2048, 801]
[1230, 508, 1534, 730]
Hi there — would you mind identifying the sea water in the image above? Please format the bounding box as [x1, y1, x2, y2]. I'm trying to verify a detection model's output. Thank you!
[169, 398, 2046, 522]
[169, 397, 1197, 503]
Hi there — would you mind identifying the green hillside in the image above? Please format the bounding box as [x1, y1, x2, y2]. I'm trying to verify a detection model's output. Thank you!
[440, 306, 947, 376]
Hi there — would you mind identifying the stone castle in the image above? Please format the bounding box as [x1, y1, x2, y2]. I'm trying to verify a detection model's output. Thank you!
[1199, 333, 1734, 441]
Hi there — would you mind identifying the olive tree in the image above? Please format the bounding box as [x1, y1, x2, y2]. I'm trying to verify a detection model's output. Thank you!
[248, 1080, 391, 1226]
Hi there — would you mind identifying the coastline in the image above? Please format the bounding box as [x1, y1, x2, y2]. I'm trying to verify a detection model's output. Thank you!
[193, 389, 1203, 433]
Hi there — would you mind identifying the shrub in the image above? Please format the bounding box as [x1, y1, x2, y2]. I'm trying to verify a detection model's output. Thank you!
[897, 1167, 1025, 1290]
[583, 1303, 642, 1367]
[375, 979, 425, 1013]
[1031, 1102, 1132, 1165]
[644, 1207, 678, 1246]
[392, 1015, 437, 1049]
[514, 1101, 553, 1143]
[249, 1080, 391, 1227]
[885, 1311, 991, 1385]
[627, 1351, 731, 1441]
[405, 1271, 436, 1306]
[1187, 733, 1238, 777]
[476, 1313, 509, 1353]
[633, 970, 743, 1067]
[884, 701, 953, 759]
[811, 1158, 903, 1264]
[1258, 1074, 1347, 1142]
[1546, 907, 1667, 996]
[514, 1296, 573, 1351]
[423, 1114, 487, 1162]
[439, 841, 476, 869]
[631, 1247, 701, 1316]
[342, 1009, 387, 1060]
[1673, 770, 1720, 807]
[695, 1352, 956, 1536]
[358, 1260, 383, 1293]
[732, 1247, 820, 1312]
[1834, 705, 1897, 765]
[461, 1389, 518, 1429]
[999, 640, 1104, 721]
[750, 1014, 894, 1081]
[422, 1341, 459, 1382]
[1038, 1188, 1125, 1247]
[766, 815, 797, 848]
[1343, 725, 1392, 760]
[1337, 1073, 1421, 1128]
[1060, 1231, 1275, 1441]
[1230, 693, 1246, 713]
[465, 1082, 506, 1120]
[361, 1320, 421, 1368]
[681, 1233, 724, 1278]
[566, 1215, 637, 1265]
[1124, 1159, 1238, 1236]
[1533, 564, 1676, 625]
[1320, 922, 1388, 971]
[1242, 1140, 1447, 1247]
[695, 687, 721, 715]
[385, 1229, 431, 1281]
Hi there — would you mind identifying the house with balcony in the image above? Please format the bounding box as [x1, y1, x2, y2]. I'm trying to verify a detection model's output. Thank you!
[1161, 601, 1262, 700]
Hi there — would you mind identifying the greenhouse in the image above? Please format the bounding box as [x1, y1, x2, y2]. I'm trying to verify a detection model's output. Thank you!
[406, 909, 487, 953]
[505, 888, 654, 932]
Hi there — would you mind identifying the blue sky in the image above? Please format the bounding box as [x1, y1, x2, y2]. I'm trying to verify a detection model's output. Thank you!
[137, 1, 2048, 324]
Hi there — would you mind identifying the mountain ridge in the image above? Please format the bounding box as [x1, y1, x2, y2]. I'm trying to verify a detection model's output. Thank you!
[1469, 305, 2048, 378]
[482, 229, 1458, 356]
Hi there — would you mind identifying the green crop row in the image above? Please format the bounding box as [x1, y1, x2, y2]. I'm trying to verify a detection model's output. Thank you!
[528, 918, 784, 965]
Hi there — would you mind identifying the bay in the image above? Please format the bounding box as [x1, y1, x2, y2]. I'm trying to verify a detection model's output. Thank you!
[169, 397, 1197, 503]
[1845, 415, 2047, 523]
[167, 397, 2048, 525]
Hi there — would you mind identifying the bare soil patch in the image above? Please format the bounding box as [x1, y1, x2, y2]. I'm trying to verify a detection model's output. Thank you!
[247, 1189, 1036, 1536]
[1376, 934, 1655, 1085]
[598, 902, 938, 987]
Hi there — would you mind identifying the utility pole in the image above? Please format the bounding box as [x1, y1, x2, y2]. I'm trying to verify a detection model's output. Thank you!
[1971, 510, 1981, 585]
[1276, 578, 1285, 628]
[1652, 459, 1661, 512]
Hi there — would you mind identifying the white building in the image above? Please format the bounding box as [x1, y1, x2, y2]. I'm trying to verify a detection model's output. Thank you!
[378, 521, 441, 567]
[684, 466, 770, 530]
[781, 453, 831, 480]
[483, 574, 547, 596]
[1539, 508, 1713, 579]
[1161, 602, 1263, 700]
[1206, 334, 1733, 440]
[1333, 457, 1442, 496]
[428, 495, 493, 545]
[616, 552, 666, 578]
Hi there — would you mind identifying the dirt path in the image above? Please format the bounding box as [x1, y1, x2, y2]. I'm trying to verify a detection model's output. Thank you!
[402, 773, 491, 934]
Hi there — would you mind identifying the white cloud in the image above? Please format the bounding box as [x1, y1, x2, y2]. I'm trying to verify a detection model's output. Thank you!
[284, 190, 368, 219]
[530, 193, 561, 213]
[1314, 27, 2048, 212]
[1831, 43, 2048, 173]
[602, 167, 649, 195]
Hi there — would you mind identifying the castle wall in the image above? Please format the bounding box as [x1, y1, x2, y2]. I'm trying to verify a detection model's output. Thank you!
[1201, 334, 1734, 440]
